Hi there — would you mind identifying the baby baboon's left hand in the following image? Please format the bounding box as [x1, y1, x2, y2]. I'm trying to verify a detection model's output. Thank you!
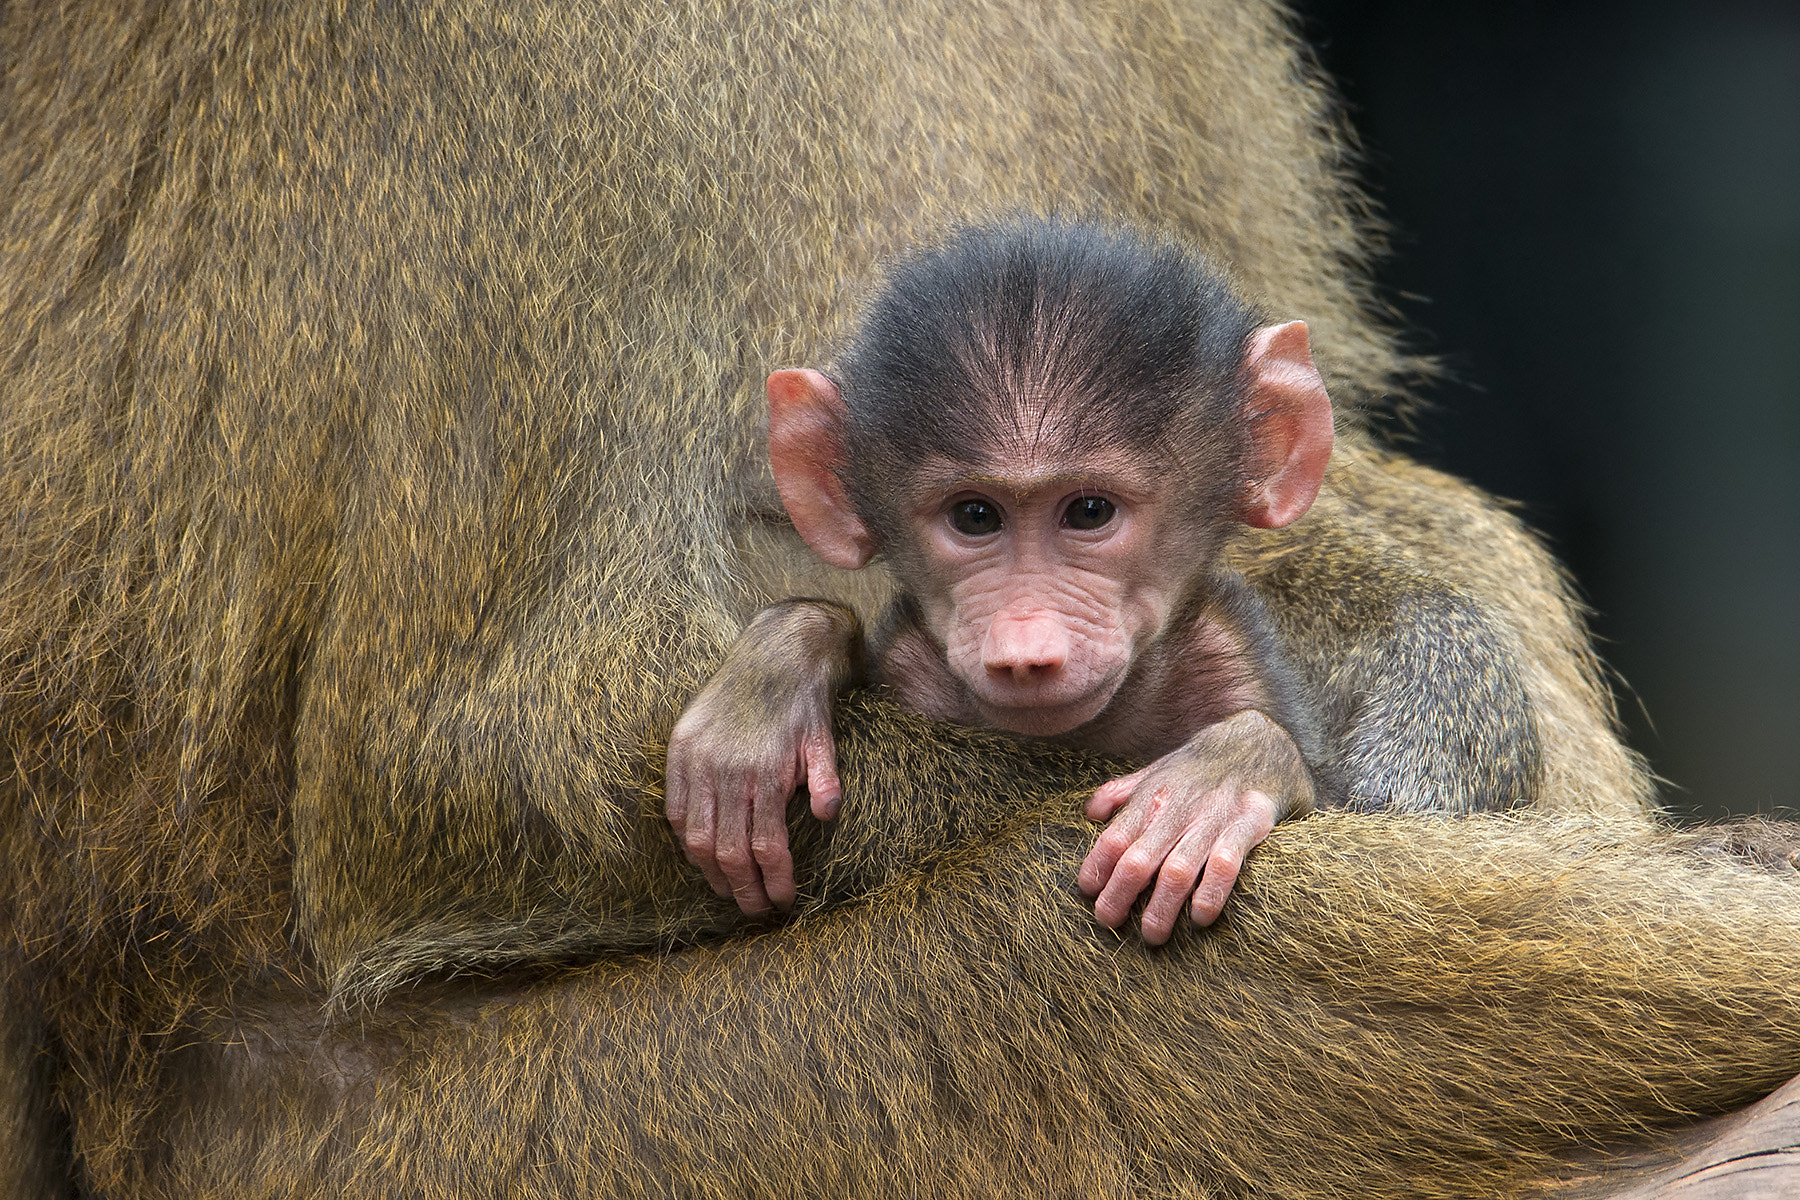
[1077, 709, 1314, 944]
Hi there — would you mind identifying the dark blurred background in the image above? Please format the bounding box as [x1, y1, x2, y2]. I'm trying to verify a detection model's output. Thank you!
[1294, 1, 1798, 820]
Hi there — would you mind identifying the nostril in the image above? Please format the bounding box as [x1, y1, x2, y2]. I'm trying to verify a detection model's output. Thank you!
[998, 658, 1062, 683]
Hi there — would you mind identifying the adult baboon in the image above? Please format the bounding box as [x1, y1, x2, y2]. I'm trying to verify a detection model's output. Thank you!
[2, 2, 1789, 1198]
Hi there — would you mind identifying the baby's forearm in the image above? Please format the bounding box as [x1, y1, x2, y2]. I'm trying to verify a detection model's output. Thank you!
[739, 599, 864, 695]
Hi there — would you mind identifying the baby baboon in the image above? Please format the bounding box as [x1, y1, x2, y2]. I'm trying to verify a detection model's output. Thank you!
[672, 221, 1357, 938]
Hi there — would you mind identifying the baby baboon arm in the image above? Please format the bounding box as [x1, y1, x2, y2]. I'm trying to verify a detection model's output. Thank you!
[1078, 709, 1314, 943]
[666, 600, 863, 914]
[1242, 477, 1547, 814]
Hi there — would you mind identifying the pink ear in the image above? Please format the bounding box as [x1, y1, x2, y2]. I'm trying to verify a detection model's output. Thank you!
[767, 368, 877, 570]
[1238, 321, 1334, 529]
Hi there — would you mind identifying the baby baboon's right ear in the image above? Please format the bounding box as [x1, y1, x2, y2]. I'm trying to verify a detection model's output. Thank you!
[766, 369, 876, 570]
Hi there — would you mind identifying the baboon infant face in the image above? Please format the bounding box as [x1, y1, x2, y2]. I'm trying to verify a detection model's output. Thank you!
[897, 448, 1185, 737]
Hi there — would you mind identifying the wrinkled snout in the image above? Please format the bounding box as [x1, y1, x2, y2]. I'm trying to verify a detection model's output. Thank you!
[981, 612, 1071, 684]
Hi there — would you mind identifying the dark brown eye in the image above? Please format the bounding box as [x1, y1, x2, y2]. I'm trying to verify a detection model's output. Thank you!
[950, 498, 1003, 536]
[1064, 496, 1115, 530]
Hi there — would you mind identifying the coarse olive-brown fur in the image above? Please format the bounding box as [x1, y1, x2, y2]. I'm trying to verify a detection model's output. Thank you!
[148, 731, 1800, 1200]
[0, 1, 1760, 1197]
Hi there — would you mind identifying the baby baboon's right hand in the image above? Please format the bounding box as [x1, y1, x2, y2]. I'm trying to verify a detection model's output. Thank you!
[664, 601, 859, 916]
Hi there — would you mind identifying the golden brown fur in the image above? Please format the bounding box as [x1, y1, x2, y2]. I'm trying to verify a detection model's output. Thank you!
[0, 1, 1741, 1197]
[156, 730, 1800, 1200]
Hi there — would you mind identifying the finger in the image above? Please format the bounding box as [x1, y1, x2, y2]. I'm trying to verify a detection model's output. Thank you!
[752, 771, 798, 912]
[1189, 823, 1260, 928]
[715, 775, 771, 916]
[803, 728, 842, 821]
[1092, 804, 1191, 930]
[1077, 788, 1158, 897]
[1085, 767, 1149, 822]
[1138, 825, 1214, 946]
[685, 776, 731, 897]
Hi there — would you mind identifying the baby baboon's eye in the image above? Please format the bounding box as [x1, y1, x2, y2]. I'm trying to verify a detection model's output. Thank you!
[1064, 496, 1116, 530]
[950, 498, 1003, 536]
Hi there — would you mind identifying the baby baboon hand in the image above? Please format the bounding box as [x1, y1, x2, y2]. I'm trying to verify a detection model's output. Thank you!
[664, 601, 858, 916]
[1077, 709, 1314, 944]
[665, 694, 837, 916]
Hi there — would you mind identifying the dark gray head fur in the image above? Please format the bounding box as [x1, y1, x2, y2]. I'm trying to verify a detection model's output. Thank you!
[833, 220, 1264, 537]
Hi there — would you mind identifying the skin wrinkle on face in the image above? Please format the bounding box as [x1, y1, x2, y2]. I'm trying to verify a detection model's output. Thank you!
[893, 436, 1194, 738]
[889, 378, 1236, 554]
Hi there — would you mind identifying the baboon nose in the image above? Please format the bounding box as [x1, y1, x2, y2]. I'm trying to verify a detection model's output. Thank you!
[982, 615, 1069, 683]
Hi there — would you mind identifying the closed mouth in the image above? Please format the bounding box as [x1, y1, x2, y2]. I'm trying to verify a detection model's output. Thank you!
[971, 677, 1120, 735]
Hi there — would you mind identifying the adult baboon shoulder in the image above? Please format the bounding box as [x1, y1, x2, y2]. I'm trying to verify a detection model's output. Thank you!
[4, 2, 1769, 1198]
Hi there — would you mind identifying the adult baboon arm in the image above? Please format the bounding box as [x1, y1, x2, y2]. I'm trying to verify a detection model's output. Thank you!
[151, 809, 1800, 1200]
